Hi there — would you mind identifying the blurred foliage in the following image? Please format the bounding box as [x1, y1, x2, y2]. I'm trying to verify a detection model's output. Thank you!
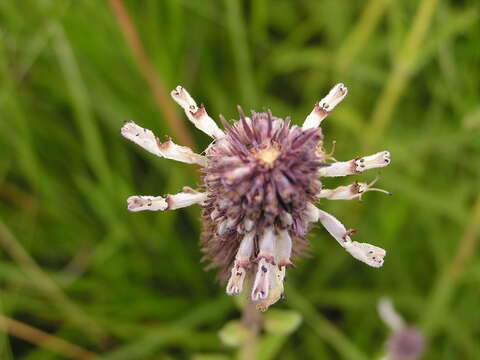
[0, 0, 479, 359]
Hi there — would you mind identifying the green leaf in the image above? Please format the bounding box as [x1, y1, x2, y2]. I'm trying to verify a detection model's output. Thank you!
[218, 320, 249, 347]
[192, 354, 231, 360]
[264, 309, 302, 335]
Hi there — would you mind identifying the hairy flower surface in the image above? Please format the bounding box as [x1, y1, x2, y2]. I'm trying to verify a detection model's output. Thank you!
[122, 83, 391, 311]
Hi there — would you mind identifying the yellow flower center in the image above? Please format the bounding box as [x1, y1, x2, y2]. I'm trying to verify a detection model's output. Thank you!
[256, 146, 280, 165]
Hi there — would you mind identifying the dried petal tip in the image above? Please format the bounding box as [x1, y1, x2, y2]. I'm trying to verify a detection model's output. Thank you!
[354, 151, 391, 172]
[170, 85, 198, 112]
[303, 83, 348, 129]
[127, 196, 167, 212]
[345, 241, 386, 267]
[121, 121, 162, 157]
[170, 85, 225, 138]
[251, 258, 270, 301]
[319, 83, 348, 111]
[226, 261, 247, 295]
[319, 151, 391, 177]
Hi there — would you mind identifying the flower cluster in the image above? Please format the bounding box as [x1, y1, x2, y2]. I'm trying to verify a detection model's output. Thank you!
[121, 83, 391, 311]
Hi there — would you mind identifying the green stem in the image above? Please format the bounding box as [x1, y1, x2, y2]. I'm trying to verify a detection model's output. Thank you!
[240, 276, 262, 360]
[421, 194, 480, 335]
[362, 0, 439, 152]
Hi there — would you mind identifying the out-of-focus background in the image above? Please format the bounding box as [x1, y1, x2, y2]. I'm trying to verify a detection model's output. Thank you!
[1, 0, 479, 359]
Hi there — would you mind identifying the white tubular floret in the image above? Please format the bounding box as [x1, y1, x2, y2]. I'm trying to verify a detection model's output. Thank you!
[244, 218, 255, 232]
[127, 187, 207, 212]
[303, 83, 348, 129]
[166, 188, 208, 210]
[171, 86, 225, 138]
[317, 208, 354, 247]
[158, 136, 208, 166]
[217, 220, 228, 235]
[256, 228, 292, 310]
[223, 165, 253, 185]
[226, 232, 255, 295]
[304, 202, 320, 222]
[318, 177, 390, 200]
[318, 151, 391, 177]
[276, 230, 292, 267]
[258, 227, 275, 263]
[236, 232, 255, 265]
[121, 121, 207, 166]
[317, 209, 386, 267]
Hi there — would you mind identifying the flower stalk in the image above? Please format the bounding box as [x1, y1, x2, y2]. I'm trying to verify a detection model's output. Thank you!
[239, 275, 263, 360]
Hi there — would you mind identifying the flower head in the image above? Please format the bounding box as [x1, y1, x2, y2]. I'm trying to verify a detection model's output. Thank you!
[378, 298, 426, 360]
[121, 83, 391, 311]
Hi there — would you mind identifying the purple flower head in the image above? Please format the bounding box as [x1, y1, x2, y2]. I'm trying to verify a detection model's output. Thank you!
[378, 298, 426, 360]
[122, 84, 391, 311]
[388, 327, 425, 360]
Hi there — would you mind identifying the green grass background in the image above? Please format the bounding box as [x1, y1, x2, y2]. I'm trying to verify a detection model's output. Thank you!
[1, 0, 479, 359]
